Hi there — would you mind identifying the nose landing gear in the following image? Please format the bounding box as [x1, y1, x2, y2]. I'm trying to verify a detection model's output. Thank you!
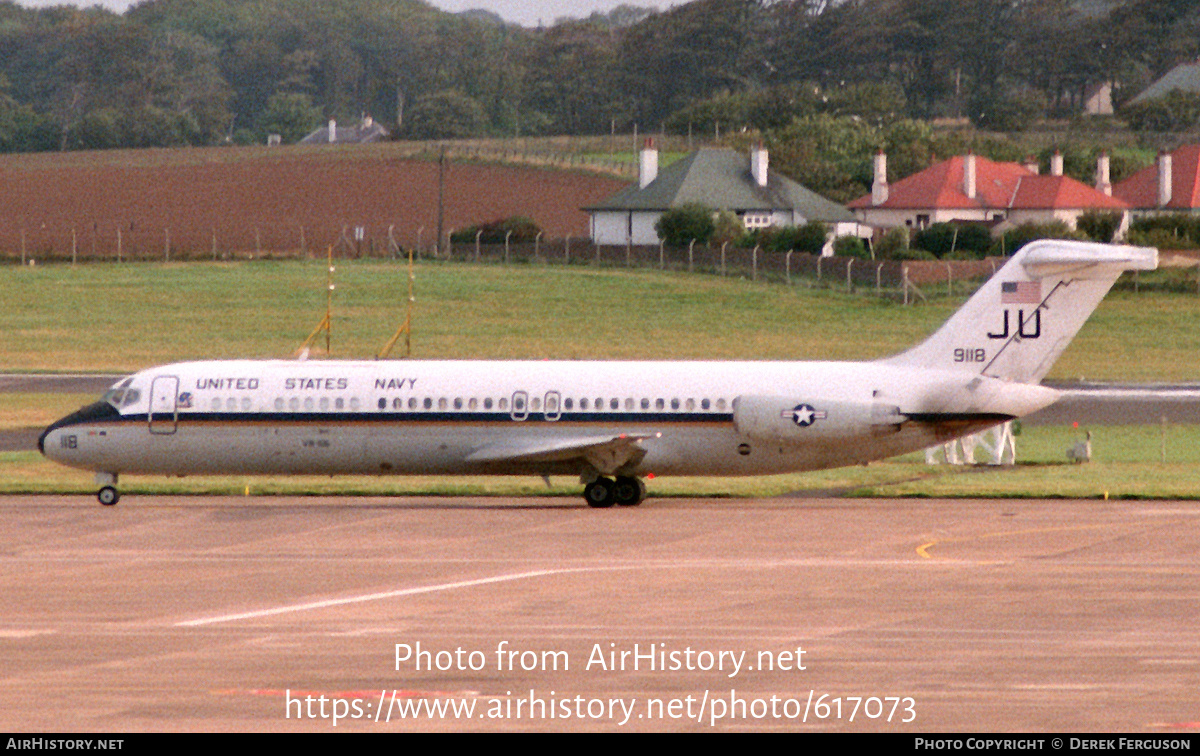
[95, 472, 119, 506]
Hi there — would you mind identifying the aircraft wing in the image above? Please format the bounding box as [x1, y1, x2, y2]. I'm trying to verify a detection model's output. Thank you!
[464, 432, 660, 475]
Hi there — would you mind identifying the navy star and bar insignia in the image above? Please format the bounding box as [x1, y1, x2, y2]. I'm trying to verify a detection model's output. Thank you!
[781, 404, 827, 427]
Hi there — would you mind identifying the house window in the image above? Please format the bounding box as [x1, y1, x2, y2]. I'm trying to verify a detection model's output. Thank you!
[743, 212, 773, 230]
[916, 214, 931, 229]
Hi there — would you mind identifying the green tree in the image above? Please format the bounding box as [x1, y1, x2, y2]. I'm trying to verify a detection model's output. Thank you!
[655, 203, 715, 246]
[257, 92, 322, 143]
[406, 89, 488, 139]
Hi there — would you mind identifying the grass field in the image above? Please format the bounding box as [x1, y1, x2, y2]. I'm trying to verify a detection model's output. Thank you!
[5, 258, 1200, 499]
[5, 258, 1200, 379]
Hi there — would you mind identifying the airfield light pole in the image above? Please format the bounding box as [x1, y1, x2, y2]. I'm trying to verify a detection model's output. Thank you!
[377, 248, 416, 360]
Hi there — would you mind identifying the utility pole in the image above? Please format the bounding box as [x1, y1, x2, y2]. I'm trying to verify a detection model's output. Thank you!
[437, 146, 446, 256]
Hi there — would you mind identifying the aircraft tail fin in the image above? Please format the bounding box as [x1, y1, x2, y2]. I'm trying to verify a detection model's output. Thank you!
[886, 240, 1157, 384]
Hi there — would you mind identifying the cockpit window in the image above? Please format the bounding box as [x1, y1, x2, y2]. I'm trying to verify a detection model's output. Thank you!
[102, 377, 135, 409]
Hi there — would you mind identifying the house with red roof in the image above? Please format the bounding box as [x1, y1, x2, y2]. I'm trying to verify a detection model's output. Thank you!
[1112, 144, 1200, 215]
[848, 152, 1129, 237]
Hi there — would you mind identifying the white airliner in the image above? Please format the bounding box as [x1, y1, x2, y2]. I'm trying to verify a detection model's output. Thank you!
[39, 240, 1156, 507]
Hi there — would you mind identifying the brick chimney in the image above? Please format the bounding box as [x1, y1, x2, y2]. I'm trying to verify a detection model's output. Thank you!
[1095, 151, 1112, 196]
[1158, 150, 1173, 207]
[962, 153, 976, 200]
[750, 144, 769, 188]
[1022, 155, 1040, 175]
[638, 138, 658, 189]
[872, 150, 889, 205]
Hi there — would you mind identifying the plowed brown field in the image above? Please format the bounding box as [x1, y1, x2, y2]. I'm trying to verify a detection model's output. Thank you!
[0, 144, 628, 260]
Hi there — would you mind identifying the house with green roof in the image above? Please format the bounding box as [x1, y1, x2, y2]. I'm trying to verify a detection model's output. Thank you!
[585, 144, 863, 247]
[1128, 59, 1200, 107]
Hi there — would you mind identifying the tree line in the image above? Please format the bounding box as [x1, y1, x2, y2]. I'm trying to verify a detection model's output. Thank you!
[0, 0, 1197, 153]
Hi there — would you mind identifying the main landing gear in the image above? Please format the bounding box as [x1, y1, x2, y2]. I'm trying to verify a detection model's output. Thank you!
[95, 472, 119, 506]
[583, 475, 646, 508]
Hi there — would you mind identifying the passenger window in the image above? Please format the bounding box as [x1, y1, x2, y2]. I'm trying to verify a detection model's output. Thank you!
[438, 398, 448, 410]
[242, 397, 252, 411]
[685, 398, 695, 411]
[484, 397, 493, 410]
[580, 398, 589, 410]
[717, 398, 727, 411]
[378, 398, 387, 410]
[468, 398, 478, 410]
[670, 398, 680, 410]
[531, 397, 541, 411]
[624, 398, 633, 411]
[408, 397, 416, 410]
[319, 397, 330, 411]
[350, 397, 360, 411]
[641, 398, 650, 410]
[393, 397, 402, 409]
[274, 398, 284, 411]
[596, 397, 604, 410]
[655, 398, 665, 410]
[289, 397, 300, 411]
[564, 398, 573, 411]
[499, 397, 508, 410]
[226, 397, 237, 412]
[454, 397, 463, 410]
[211, 397, 221, 411]
[304, 397, 314, 411]
[424, 397, 433, 410]
[336, 397, 345, 410]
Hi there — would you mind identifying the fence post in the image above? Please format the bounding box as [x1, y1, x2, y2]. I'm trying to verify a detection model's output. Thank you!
[475, 229, 482, 262]
[946, 262, 952, 296]
[626, 239, 631, 268]
[786, 249, 793, 284]
[565, 234, 571, 264]
[164, 227, 170, 262]
[903, 265, 909, 305]
[688, 239, 694, 272]
[817, 255, 822, 281]
[535, 231, 542, 262]
[117, 227, 123, 263]
[876, 263, 883, 294]
[659, 240, 664, 270]
[71, 228, 77, 265]
[505, 230, 512, 264]
[847, 258, 853, 292]
[752, 245, 759, 281]
[721, 242, 727, 277]
[416, 226, 423, 256]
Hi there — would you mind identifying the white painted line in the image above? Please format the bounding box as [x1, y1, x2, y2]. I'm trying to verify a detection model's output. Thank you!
[176, 568, 587, 627]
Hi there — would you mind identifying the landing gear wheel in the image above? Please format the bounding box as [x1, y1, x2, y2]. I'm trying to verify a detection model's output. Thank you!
[612, 476, 645, 506]
[97, 486, 119, 506]
[583, 478, 615, 508]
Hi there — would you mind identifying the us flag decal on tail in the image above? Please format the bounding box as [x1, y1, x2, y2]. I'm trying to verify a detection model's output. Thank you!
[1001, 281, 1041, 304]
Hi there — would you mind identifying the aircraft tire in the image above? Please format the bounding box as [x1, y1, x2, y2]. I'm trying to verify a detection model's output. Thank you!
[612, 476, 644, 506]
[583, 478, 615, 508]
[97, 486, 120, 506]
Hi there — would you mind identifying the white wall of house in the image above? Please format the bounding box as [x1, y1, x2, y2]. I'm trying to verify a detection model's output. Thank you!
[591, 211, 663, 245]
[854, 207, 1000, 230]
